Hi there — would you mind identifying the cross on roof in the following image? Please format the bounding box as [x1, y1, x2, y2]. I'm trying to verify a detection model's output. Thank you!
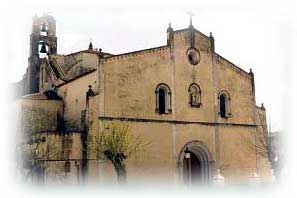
[187, 11, 195, 27]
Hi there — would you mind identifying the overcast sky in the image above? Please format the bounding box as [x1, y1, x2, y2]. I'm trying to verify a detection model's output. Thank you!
[2, 0, 297, 132]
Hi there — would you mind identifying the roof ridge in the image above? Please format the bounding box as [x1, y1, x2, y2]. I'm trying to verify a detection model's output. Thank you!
[105, 45, 168, 62]
[215, 53, 250, 77]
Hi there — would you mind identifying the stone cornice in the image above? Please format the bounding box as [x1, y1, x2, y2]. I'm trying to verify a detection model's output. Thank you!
[98, 116, 256, 127]
[104, 45, 169, 62]
[215, 53, 251, 79]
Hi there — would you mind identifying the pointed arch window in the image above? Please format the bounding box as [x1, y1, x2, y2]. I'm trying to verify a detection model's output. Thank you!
[155, 83, 172, 114]
[218, 91, 231, 118]
[188, 83, 202, 108]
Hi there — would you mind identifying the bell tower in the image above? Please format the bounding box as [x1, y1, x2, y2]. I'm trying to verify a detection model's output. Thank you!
[27, 13, 57, 94]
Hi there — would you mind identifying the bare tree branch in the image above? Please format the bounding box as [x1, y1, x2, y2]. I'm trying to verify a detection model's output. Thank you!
[17, 106, 64, 183]
[240, 111, 269, 159]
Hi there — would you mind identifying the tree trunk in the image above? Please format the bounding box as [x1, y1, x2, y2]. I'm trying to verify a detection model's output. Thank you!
[112, 157, 127, 184]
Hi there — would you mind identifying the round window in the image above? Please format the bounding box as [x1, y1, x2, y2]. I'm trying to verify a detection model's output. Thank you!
[186, 48, 200, 65]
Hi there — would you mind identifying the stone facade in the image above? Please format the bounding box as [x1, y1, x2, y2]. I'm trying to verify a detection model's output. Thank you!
[16, 14, 272, 185]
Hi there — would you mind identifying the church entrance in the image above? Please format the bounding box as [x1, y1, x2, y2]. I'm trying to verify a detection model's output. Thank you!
[179, 141, 213, 186]
[183, 150, 202, 185]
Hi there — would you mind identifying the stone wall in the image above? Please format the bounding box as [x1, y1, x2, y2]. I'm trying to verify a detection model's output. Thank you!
[172, 29, 215, 122]
[17, 95, 63, 132]
[215, 54, 254, 124]
[19, 25, 271, 185]
[89, 28, 271, 184]
[57, 71, 97, 131]
[99, 46, 170, 119]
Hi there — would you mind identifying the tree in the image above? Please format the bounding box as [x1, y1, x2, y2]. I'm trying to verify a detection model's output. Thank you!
[88, 120, 149, 184]
[240, 110, 271, 176]
[16, 106, 63, 183]
[244, 111, 269, 158]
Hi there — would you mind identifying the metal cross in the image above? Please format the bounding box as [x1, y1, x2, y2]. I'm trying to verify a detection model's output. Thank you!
[187, 11, 195, 27]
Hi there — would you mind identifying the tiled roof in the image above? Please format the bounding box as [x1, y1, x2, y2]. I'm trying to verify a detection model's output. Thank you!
[22, 93, 49, 100]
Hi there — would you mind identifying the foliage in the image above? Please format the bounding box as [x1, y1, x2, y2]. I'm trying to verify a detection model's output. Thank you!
[88, 120, 149, 183]
[20, 106, 56, 134]
[16, 106, 63, 183]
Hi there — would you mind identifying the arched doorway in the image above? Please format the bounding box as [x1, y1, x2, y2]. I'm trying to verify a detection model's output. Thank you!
[179, 141, 213, 185]
[183, 150, 203, 184]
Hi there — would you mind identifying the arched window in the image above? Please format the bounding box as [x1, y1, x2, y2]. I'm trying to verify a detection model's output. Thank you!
[188, 83, 202, 107]
[218, 91, 231, 118]
[158, 89, 166, 114]
[155, 83, 171, 114]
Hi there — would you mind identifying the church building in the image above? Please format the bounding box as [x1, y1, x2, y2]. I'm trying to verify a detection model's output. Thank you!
[16, 13, 273, 185]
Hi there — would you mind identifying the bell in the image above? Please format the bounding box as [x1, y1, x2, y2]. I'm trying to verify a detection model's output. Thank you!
[40, 43, 47, 53]
[40, 23, 47, 32]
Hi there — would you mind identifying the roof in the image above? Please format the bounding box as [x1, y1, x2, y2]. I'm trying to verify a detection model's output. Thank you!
[22, 93, 48, 100]
[215, 53, 250, 77]
[56, 69, 96, 87]
[105, 45, 168, 60]
[65, 49, 113, 57]
[47, 26, 251, 88]
[256, 104, 266, 111]
[44, 52, 97, 83]
[43, 48, 112, 82]
[21, 93, 61, 100]
[173, 27, 210, 39]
